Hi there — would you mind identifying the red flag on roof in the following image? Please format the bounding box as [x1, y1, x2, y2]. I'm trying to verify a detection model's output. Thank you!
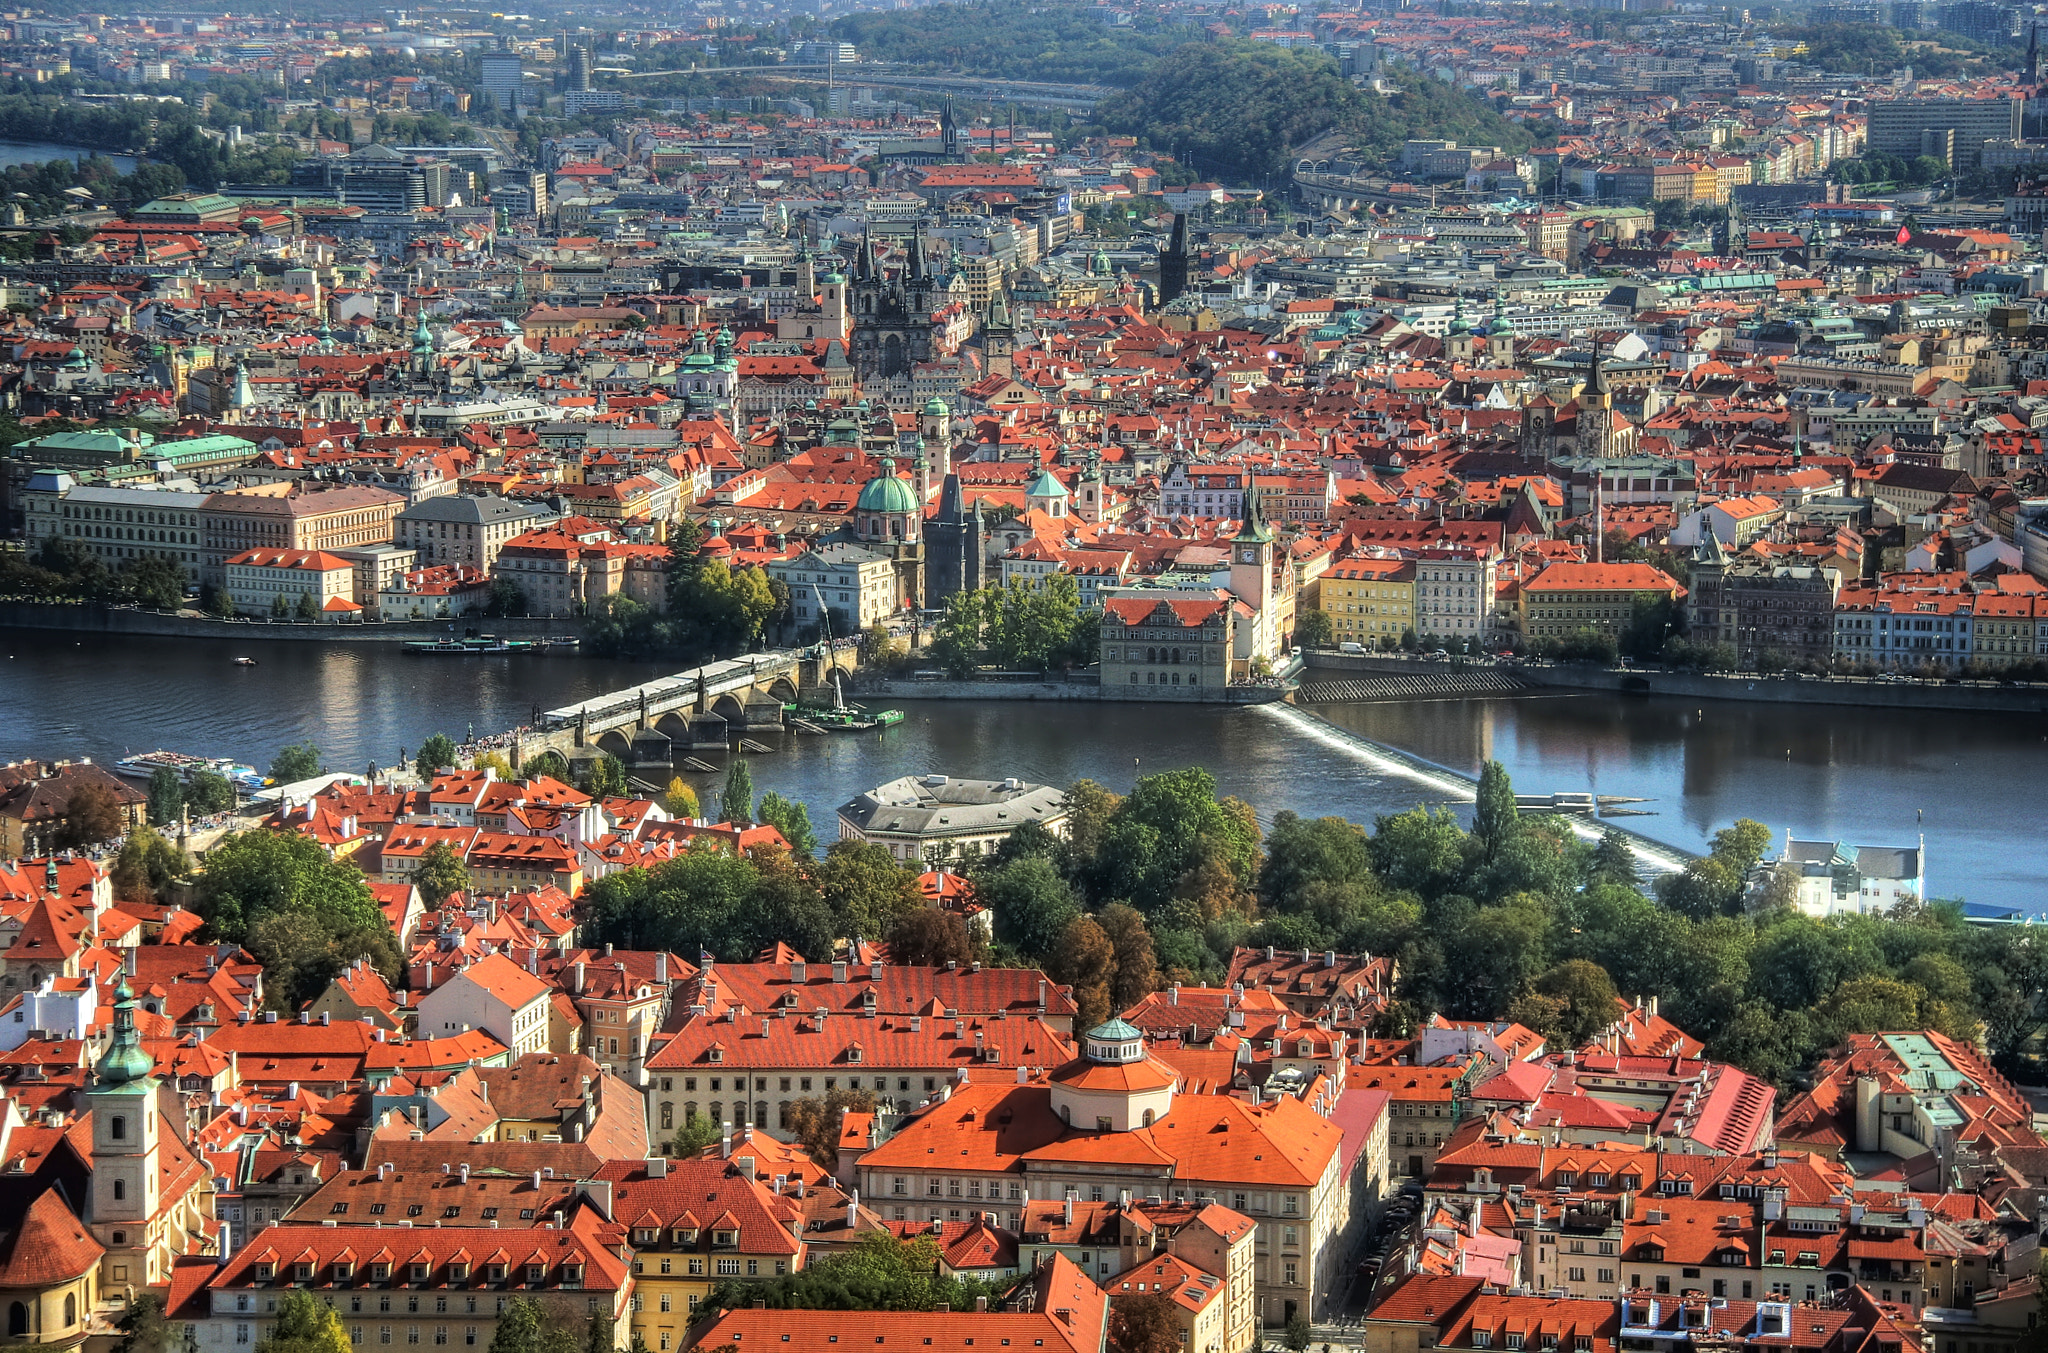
[1897, 224, 1912, 245]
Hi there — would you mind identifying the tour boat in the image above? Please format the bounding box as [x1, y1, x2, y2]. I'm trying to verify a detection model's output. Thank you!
[114, 751, 265, 792]
[231, 656, 258, 666]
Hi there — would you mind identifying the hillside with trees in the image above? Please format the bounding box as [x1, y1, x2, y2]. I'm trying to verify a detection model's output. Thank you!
[1093, 45, 1533, 181]
[827, 1, 1198, 88]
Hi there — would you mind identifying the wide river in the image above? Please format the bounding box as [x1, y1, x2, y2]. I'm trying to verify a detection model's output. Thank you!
[2, 632, 2039, 910]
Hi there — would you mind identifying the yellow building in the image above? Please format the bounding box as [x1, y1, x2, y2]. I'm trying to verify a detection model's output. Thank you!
[1320, 557, 1415, 648]
[598, 1158, 805, 1353]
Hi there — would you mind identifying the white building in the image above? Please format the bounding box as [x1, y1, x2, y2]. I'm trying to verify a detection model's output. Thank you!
[1411, 550, 1498, 644]
[837, 774, 1070, 865]
[414, 952, 554, 1056]
[21, 475, 211, 574]
[223, 548, 360, 619]
[1778, 836, 1926, 916]
[770, 542, 900, 635]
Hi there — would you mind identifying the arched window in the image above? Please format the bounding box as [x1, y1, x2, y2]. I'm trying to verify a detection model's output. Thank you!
[63, 1294, 74, 1328]
[109, 1115, 126, 1141]
[1141, 1110, 1155, 1128]
[113, 1179, 126, 1201]
[8, 1303, 26, 1336]
[659, 1102, 673, 1131]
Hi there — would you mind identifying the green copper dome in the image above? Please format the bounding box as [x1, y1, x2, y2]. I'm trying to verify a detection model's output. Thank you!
[823, 417, 861, 447]
[1026, 467, 1068, 500]
[856, 458, 918, 514]
[94, 979, 155, 1088]
[922, 395, 950, 417]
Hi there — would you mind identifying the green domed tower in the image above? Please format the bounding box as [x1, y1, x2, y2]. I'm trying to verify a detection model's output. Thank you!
[88, 976, 166, 1278]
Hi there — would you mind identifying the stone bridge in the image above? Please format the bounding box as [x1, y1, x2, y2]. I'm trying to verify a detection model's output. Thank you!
[511, 648, 851, 767]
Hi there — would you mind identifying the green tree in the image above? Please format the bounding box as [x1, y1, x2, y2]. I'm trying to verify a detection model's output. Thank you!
[1088, 768, 1260, 914]
[720, 757, 756, 825]
[117, 1294, 190, 1353]
[295, 590, 318, 621]
[813, 839, 922, 940]
[146, 765, 184, 827]
[269, 742, 322, 785]
[415, 733, 459, 778]
[1282, 1312, 1312, 1353]
[1710, 818, 1773, 876]
[257, 1292, 351, 1353]
[1530, 959, 1620, 1046]
[1259, 812, 1373, 912]
[1472, 760, 1519, 859]
[522, 751, 569, 781]
[587, 753, 628, 801]
[186, 768, 237, 814]
[411, 840, 470, 908]
[757, 790, 817, 856]
[1294, 608, 1335, 649]
[1589, 831, 1640, 889]
[663, 778, 700, 820]
[1369, 806, 1466, 898]
[983, 854, 1081, 960]
[111, 826, 189, 904]
[672, 1109, 722, 1154]
[1657, 857, 1742, 920]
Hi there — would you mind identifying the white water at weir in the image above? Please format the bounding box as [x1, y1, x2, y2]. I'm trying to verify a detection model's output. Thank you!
[1254, 703, 1694, 876]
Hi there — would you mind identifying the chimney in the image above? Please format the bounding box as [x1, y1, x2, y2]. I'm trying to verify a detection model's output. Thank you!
[570, 961, 585, 993]
[1063, 1194, 1074, 1225]
[646, 1157, 668, 1178]
[378, 1162, 392, 1181]
[847, 1192, 859, 1229]
[721, 1123, 733, 1158]
[975, 1298, 988, 1313]
[460, 1164, 471, 1182]
[833, 961, 847, 982]
[1016, 1066, 1027, 1084]
[1169, 985, 1178, 1006]
[656, 954, 667, 983]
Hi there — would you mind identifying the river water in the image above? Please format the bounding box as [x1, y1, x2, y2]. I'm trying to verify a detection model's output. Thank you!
[1, 632, 2038, 910]
[0, 140, 138, 171]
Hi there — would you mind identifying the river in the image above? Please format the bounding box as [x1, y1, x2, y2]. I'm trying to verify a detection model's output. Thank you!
[0, 632, 2037, 910]
[0, 140, 137, 171]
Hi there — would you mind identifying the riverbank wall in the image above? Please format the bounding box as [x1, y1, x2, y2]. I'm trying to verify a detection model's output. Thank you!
[0, 602, 586, 645]
[1298, 652, 2048, 715]
[862, 676, 1287, 704]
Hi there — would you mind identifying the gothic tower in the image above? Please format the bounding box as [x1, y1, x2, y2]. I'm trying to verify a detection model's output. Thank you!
[1157, 212, 1192, 308]
[1576, 335, 1617, 459]
[982, 289, 1015, 378]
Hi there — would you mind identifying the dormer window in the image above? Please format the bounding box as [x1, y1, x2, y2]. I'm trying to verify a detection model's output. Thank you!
[708, 1047, 723, 1063]
[372, 1264, 391, 1282]
[335, 1264, 355, 1281]
[526, 1265, 546, 1283]
[488, 1265, 507, 1283]
[256, 1265, 275, 1282]
[411, 1264, 429, 1282]
[295, 1264, 313, 1281]
[714, 1230, 737, 1248]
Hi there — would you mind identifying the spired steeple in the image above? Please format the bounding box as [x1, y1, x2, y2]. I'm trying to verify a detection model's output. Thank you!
[1232, 479, 1274, 545]
[1585, 332, 1610, 407]
[94, 978, 156, 1089]
[231, 361, 255, 408]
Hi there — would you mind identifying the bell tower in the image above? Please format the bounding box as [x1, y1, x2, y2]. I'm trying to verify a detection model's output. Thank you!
[88, 978, 163, 1285]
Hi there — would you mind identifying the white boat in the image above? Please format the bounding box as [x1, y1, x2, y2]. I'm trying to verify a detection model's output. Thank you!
[114, 751, 265, 792]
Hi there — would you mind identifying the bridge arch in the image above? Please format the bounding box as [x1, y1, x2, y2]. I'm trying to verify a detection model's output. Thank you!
[764, 675, 799, 704]
[595, 730, 636, 760]
[711, 693, 749, 726]
[654, 711, 694, 740]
